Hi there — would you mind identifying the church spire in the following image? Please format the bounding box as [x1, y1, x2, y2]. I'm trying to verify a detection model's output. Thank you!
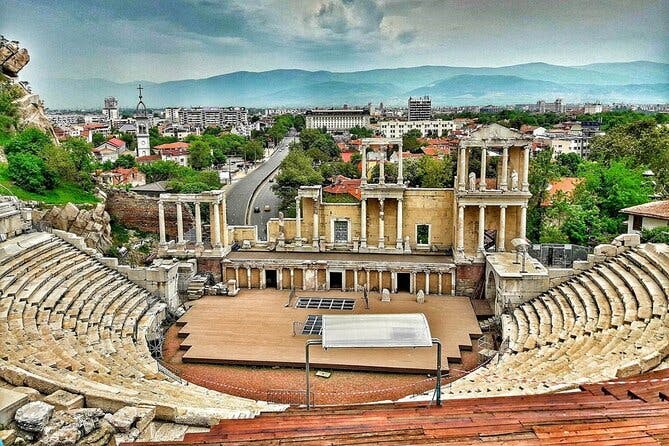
[135, 84, 147, 117]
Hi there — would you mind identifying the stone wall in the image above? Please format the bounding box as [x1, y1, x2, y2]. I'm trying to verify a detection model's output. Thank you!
[106, 189, 193, 239]
[455, 263, 485, 296]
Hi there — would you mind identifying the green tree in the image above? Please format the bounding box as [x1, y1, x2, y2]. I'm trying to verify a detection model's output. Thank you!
[242, 139, 264, 162]
[319, 161, 360, 182]
[7, 152, 55, 193]
[91, 132, 106, 147]
[272, 148, 323, 215]
[402, 129, 425, 153]
[555, 152, 582, 176]
[350, 126, 373, 139]
[188, 140, 213, 170]
[113, 154, 137, 169]
[62, 137, 94, 173]
[5, 127, 52, 156]
[527, 148, 560, 242]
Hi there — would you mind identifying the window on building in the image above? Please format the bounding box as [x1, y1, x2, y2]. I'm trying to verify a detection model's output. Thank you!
[632, 215, 643, 231]
[416, 224, 430, 245]
[334, 220, 349, 243]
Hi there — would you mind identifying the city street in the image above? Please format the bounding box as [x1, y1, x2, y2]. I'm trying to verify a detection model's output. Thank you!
[225, 137, 296, 235]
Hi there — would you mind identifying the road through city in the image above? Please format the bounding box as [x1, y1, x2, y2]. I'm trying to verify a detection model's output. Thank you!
[225, 137, 297, 237]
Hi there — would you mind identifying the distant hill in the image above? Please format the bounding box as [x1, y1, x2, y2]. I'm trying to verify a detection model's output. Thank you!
[32, 61, 669, 109]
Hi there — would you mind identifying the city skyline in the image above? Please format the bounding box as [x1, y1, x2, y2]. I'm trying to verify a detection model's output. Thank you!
[2, 0, 668, 83]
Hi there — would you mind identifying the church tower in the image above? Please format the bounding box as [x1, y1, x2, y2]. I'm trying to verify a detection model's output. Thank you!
[134, 84, 151, 157]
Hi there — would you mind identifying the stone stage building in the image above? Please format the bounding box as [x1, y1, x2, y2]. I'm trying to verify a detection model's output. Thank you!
[158, 124, 539, 305]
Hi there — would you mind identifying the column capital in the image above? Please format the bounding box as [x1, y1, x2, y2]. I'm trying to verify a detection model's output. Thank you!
[499, 204, 508, 209]
[521, 203, 528, 209]
[458, 203, 466, 209]
[479, 204, 487, 209]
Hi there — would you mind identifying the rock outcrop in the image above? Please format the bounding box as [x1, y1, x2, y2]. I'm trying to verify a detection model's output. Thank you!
[0, 36, 29, 78]
[33, 203, 112, 252]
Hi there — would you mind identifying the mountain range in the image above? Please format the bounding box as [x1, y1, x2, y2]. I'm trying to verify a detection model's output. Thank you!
[32, 61, 669, 110]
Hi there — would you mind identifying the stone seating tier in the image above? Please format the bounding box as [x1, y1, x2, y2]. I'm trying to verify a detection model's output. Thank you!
[0, 233, 281, 426]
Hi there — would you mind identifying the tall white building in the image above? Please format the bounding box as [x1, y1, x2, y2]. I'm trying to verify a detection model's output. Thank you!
[102, 97, 119, 122]
[407, 96, 431, 121]
[305, 109, 370, 132]
[177, 107, 248, 129]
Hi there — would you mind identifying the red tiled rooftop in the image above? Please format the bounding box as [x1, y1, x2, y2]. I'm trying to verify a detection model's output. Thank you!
[542, 177, 582, 206]
[136, 155, 161, 163]
[324, 176, 362, 200]
[107, 137, 126, 148]
[154, 141, 190, 150]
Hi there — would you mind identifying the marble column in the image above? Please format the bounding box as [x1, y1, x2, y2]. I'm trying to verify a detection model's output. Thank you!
[522, 146, 530, 192]
[360, 198, 367, 248]
[391, 272, 397, 293]
[365, 269, 370, 290]
[498, 205, 507, 252]
[212, 202, 222, 247]
[342, 269, 347, 291]
[295, 196, 302, 242]
[246, 267, 252, 289]
[290, 268, 295, 290]
[411, 271, 417, 294]
[479, 146, 487, 191]
[312, 198, 319, 248]
[353, 269, 359, 291]
[396, 198, 403, 250]
[325, 269, 330, 290]
[361, 146, 367, 185]
[302, 267, 307, 291]
[438, 272, 443, 295]
[176, 201, 184, 243]
[478, 205, 486, 253]
[378, 198, 385, 249]
[425, 271, 430, 295]
[520, 204, 527, 240]
[194, 202, 202, 245]
[158, 200, 166, 245]
[457, 204, 465, 253]
[397, 142, 404, 184]
[378, 270, 383, 291]
[278, 267, 283, 290]
[234, 267, 239, 287]
[260, 268, 265, 289]
[500, 146, 509, 191]
[451, 272, 456, 296]
[379, 159, 385, 185]
[458, 147, 466, 191]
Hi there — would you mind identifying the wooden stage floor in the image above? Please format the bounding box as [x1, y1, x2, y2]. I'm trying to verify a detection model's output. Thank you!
[177, 290, 482, 373]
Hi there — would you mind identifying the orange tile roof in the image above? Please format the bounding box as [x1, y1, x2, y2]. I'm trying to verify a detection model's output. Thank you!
[154, 142, 190, 150]
[323, 176, 362, 200]
[542, 177, 581, 206]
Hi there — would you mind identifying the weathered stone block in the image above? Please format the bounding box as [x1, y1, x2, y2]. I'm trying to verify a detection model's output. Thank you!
[0, 388, 29, 427]
[14, 401, 54, 433]
[43, 390, 84, 411]
[593, 244, 617, 257]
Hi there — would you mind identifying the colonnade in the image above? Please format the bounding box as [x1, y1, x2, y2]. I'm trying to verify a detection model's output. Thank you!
[158, 192, 226, 248]
[456, 203, 527, 254]
[457, 145, 530, 192]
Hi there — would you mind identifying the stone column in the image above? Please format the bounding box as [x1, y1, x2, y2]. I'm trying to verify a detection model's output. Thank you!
[411, 271, 417, 294]
[451, 271, 456, 296]
[520, 204, 527, 240]
[360, 146, 367, 185]
[425, 271, 430, 295]
[212, 202, 222, 247]
[194, 202, 203, 245]
[478, 205, 486, 253]
[278, 267, 283, 290]
[234, 267, 239, 287]
[378, 198, 385, 249]
[342, 269, 347, 291]
[325, 269, 330, 290]
[500, 146, 509, 191]
[176, 201, 184, 243]
[498, 205, 507, 252]
[438, 272, 443, 295]
[360, 198, 367, 248]
[312, 197, 319, 248]
[158, 200, 166, 245]
[290, 268, 295, 290]
[458, 147, 466, 191]
[379, 159, 385, 185]
[479, 147, 487, 191]
[457, 204, 465, 253]
[295, 196, 302, 242]
[353, 269, 359, 291]
[397, 142, 404, 184]
[246, 267, 252, 289]
[365, 269, 371, 290]
[396, 198, 403, 250]
[302, 267, 307, 291]
[378, 270, 383, 291]
[522, 146, 530, 192]
[391, 272, 397, 293]
[260, 268, 266, 289]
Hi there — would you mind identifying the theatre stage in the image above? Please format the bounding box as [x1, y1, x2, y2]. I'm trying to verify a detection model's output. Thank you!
[177, 290, 482, 373]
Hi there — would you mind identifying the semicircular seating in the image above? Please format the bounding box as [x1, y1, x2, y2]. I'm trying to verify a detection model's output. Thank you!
[0, 232, 282, 426]
[443, 243, 669, 398]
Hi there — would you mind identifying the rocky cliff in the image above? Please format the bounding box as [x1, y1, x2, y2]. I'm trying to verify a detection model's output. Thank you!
[0, 36, 30, 78]
[33, 203, 113, 252]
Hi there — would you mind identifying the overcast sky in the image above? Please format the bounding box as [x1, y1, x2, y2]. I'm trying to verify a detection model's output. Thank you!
[2, 0, 668, 82]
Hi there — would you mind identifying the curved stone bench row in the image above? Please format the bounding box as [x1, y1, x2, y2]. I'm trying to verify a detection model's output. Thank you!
[0, 232, 281, 426]
[446, 243, 669, 399]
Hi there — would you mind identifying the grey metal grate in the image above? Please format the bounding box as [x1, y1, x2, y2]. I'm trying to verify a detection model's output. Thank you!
[296, 297, 355, 310]
[301, 315, 322, 335]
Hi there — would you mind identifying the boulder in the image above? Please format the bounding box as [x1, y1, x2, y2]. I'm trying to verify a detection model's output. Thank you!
[14, 401, 54, 433]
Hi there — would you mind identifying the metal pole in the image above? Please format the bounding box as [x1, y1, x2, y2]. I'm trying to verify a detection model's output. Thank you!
[433, 338, 442, 406]
[305, 339, 322, 410]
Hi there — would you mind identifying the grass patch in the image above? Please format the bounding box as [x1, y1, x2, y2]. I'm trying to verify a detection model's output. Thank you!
[0, 163, 98, 204]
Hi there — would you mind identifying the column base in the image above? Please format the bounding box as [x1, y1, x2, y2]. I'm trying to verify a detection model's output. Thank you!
[360, 238, 367, 249]
[378, 239, 385, 249]
[395, 239, 403, 250]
